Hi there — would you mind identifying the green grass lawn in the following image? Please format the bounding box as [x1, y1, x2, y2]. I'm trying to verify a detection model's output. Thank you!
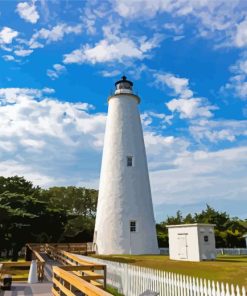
[94, 255, 247, 287]
[0, 258, 25, 262]
[0, 259, 29, 281]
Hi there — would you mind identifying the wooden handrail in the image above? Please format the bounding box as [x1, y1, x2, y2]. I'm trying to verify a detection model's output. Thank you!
[25, 244, 45, 281]
[58, 250, 101, 266]
[32, 249, 45, 263]
[47, 246, 107, 290]
[46, 246, 94, 265]
[0, 262, 31, 267]
[53, 266, 112, 296]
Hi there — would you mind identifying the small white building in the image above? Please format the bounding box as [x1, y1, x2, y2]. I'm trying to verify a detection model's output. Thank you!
[167, 224, 216, 262]
[243, 234, 247, 247]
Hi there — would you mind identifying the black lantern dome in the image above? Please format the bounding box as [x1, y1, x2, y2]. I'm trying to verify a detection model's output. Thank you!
[108, 75, 140, 103]
[115, 75, 133, 91]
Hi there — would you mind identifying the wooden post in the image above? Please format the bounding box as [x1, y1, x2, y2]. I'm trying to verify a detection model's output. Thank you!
[25, 245, 32, 261]
[103, 266, 107, 290]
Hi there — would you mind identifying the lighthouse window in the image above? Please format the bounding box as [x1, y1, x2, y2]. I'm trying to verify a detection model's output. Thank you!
[130, 220, 136, 232]
[127, 156, 133, 167]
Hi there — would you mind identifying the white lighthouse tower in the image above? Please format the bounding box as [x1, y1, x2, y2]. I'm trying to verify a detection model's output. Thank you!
[94, 76, 159, 255]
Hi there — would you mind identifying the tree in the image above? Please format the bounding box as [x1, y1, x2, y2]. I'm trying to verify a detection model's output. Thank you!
[0, 176, 39, 195]
[0, 176, 99, 260]
[156, 224, 168, 247]
[0, 192, 38, 260]
[41, 186, 98, 242]
[166, 210, 183, 225]
[0, 177, 68, 260]
[194, 205, 229, 231]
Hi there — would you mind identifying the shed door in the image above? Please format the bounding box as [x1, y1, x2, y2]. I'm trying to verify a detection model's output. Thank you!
[177, 234, 188, 259]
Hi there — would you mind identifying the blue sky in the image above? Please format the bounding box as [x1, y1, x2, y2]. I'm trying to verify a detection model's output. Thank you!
[0, 0, 247, 222]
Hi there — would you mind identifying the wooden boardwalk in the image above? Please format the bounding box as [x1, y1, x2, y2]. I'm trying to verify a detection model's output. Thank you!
[1, 244, 110, 296]
[2, 282, 53, 296]
[40, 252, 60, 282]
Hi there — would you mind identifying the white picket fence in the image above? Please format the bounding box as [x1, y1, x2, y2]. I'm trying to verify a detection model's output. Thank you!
[78, 255, 246, 296]
[159, 248, 169, 255]
[216, 248, 247, 255]
[159, 248, 247, 256]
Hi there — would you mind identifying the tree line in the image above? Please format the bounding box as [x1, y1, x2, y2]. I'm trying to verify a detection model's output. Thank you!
[0, 176, 97, 261]
[157, 205, 247, 248]
[0, 176, 246, 261]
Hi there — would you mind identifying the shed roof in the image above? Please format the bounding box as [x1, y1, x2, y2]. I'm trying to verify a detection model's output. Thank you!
[166, 223, 215, 228]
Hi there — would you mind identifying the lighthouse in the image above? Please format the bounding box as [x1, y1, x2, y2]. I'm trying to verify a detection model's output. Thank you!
[94, 76, 159, 255]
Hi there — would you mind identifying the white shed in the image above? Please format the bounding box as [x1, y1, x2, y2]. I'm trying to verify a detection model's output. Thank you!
[243, 234, 247, 247]
[166, 223, 216, 262]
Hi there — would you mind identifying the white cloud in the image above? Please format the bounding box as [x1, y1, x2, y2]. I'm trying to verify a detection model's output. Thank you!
[167, 97, 215, 119]
[189, 119, 247, 143]
[16, 1, 40, 24]
[39, 0, 50, 22]
[144, 131, 189, 172]
[112, 0, 247, 48]
[235, 18, 247, 48]
[2, 55, 15, 62]
[164, 22, 184, 35]
[141, 111, 173, 129]
[224, 75, 247, 99]
[142, 127, 247, 206]
[102, 19, 123, 41]
[0, 160, 55, 187]
[42, 87, 55, 94]
[20, 138, 46, 149]
[81, 7, 97, 35]
[64, 18, 161, 65]
[64, 34, 161, 64]
[155, 72, 216, 119]
[221, 54, 247, 100]
[0, 88, 50, 103]
[155, 73, 193, 98]
[113, 0, 169, 19]
[0, 27, 18, 44]
[14, 49, 33, 57]
[150, 145, 247, 205]
[100, 70, 121, 77]
[47, 64, 66, 80]
[113, 0, 206, 18]
[0, 87, 106, 186]
[29, 23, 82, 49]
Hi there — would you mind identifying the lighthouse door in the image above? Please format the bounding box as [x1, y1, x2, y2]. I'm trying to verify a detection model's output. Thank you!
[177, 234, 188, 259]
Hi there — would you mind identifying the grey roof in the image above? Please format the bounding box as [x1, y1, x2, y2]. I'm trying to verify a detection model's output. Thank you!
[166, 223, 215, 228]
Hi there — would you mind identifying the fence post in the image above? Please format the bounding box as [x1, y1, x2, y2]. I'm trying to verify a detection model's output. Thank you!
[242, 286, 246, 296]
[236, 285, 241, 296]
